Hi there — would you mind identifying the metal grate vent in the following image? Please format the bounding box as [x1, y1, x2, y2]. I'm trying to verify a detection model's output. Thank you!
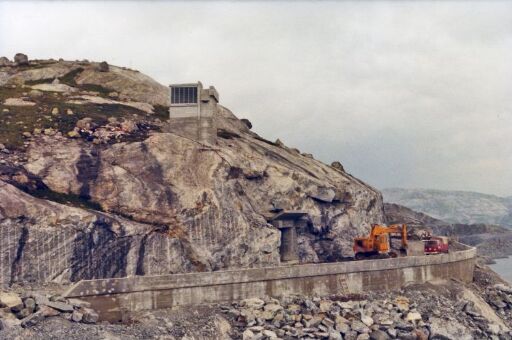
[171, 86, 198, 104]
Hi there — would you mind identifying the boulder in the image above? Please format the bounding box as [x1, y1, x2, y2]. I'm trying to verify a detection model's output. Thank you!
[39, 305, 60, 317]
[0, 292, 23, 309]
[71, 310, 83, 322]
[370, 330, 390, 340]
[329, 330, 343, 340]
[82, 308, 99, 323]
[0, 57, 11, 67]
[351, 319, 370, 333]
[67, 130, 80, 138]
[31, 83, 77, 93]
[262, 329, 277, 338]
[242, 328, 255, 340]
[387, 328, 397, 338]
[98, 61, 109, 72]
[28, 89, 43, 98]
[394, 296, 409, 311]
[3, 98, 36, 106]
[23, 298, 36, 312]
[489, 296, 507, 309]
[308, 187, 336, 203]
[242, 298, 265, 310]
[14, 53, 29, 66]
[361, 314, 374, 327]
[15, 308, 32, 319]
[494, 283, 512, 294]
[488, 323, 501, 335]
[241, 118, 252, 130]
[428, 317, 473, 340]
[319, 300, 333, 313]
[20, 311, 44, 328]
[44, 301, 74, 313]
[331, 161, 344, 172]
[405, 312, 422, 322]
[120, 120, 138, 133]
[335, 315, 350, 334]
[31, 293, 50, 306]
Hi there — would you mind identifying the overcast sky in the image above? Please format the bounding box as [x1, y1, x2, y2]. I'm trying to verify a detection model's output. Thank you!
[1, 1, 511, 197]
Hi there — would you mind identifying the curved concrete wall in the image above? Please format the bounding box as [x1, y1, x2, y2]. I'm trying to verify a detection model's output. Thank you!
[65, 243, 476, 322]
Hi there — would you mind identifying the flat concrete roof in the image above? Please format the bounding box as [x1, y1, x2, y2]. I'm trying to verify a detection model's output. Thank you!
[169, 81, 202, 88]
[270, 210, 309, 221]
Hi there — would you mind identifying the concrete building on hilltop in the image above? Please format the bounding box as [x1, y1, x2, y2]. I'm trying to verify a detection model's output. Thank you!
[167, 82, 218, 144]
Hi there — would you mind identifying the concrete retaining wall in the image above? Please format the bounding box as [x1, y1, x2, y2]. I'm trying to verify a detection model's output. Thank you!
[64, 244, 476, 322]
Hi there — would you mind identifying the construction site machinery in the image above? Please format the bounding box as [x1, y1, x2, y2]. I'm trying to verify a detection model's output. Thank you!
[424, 236, 449, 255]
[353, 224, 408, 260]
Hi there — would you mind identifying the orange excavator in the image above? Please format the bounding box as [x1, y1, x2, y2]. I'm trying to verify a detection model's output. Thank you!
[353, 224, 408, 260]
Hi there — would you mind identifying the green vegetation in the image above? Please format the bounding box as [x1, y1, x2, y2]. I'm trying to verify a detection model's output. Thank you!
[0, 85, 154, 149]
[31, 186, 104, 211]
[58, 67, 84, 86]
[59, 67, 113, 96]
[153, 104, 170, 120]
[24, 78, 54, 85]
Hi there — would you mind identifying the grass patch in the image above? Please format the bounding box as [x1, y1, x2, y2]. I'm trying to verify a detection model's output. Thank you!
[25, 78, 54, 85]
[59, 67, 83, 87]
[60, 67, 112, 96]
[79, 83, 113, 96]
[0, 85, 154, 149]
[153, 104, 170, 120]
[31, 186, 104, 211]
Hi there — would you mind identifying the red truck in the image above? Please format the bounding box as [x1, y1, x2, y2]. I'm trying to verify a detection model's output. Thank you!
[424, 236, 449, 255]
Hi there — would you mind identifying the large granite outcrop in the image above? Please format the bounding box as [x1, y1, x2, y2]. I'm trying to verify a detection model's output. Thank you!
[0, 57, 384, 286]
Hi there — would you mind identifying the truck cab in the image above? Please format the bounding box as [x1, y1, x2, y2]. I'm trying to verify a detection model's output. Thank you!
[424, 236, 449, 255]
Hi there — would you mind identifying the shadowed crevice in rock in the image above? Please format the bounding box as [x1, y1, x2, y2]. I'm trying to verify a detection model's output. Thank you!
[10, 224, 29, 285]
[136, 233, 149, 276]
[0, 164, 103, 211]
[70, 218, 132, 281]
[76, 148, 100, 200]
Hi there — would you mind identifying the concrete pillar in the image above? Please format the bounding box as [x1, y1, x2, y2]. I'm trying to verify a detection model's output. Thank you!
[280, 227, 298, 262]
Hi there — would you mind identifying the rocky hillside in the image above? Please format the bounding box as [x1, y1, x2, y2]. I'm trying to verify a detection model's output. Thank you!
[382, 188, 512, 227]
[0, 54, 384, 287]
[384, 202, 512, 259]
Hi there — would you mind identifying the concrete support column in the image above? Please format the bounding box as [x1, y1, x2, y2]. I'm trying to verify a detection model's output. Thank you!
[280, 227, 298, 262]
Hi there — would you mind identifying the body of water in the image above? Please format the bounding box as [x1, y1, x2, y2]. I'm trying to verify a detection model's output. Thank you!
[490, 257, 512, 283]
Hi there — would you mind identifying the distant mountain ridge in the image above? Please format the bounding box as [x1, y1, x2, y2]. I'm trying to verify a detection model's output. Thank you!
[382, 188, 512, 228]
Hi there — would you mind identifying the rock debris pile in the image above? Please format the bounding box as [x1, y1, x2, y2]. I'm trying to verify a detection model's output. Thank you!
[485, 284, 512, 324]
[0, 290, 99, 330]
[223, 285, 512, 340]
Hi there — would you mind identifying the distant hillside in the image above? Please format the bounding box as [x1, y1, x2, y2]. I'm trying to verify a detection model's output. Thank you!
[382, 188, 512, 228]
[383, 202, 512, 259]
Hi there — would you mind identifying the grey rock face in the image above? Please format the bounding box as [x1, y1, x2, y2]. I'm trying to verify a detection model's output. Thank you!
[0, 60, 383, 285]
[0, 180, 200, 285]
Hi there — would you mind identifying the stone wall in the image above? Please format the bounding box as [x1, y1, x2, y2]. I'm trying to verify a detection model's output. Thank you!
[64, 243, 477, 322]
